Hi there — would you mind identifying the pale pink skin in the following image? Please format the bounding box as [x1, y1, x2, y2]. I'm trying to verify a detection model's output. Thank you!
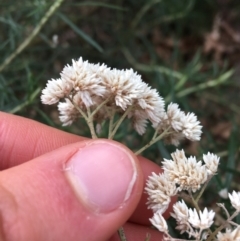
[0, 112, 175, 241]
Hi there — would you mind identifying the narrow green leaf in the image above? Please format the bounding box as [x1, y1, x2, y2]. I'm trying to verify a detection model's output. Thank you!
[57, 13, 103, 53]
[68, 2, 128, 11]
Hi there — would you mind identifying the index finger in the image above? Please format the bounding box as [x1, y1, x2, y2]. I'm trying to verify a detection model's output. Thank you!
[0, 111, 85, 169]
[0, 111, 174, 225]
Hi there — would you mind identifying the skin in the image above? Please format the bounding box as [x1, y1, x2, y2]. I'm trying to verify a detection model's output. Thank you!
[0, 111, 175, 241]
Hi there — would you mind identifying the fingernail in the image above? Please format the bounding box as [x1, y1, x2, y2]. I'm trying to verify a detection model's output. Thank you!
[65, 141, 137, 213]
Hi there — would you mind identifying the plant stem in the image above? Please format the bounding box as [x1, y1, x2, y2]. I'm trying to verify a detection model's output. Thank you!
[86, 107, 97, 139]
[69, 98, 97, 139]
[0, 0, 65, 73]
[206, 210, 240, 241]
[195, 176, 212, 203]
[89, 97, 110, 118]
[108, 110, 115, 138]
[189, 191, 200, 212]
[118, 227, 127, 241]
[69, 98, 88, 120]
[109, 106, 132, 139]
[134, 127, 170, 155]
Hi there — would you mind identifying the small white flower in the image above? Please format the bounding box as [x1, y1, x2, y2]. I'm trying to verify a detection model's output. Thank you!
[203, 152, 220, 175]
[150, 211, 168, 233]
[171, 200, 189, 234]
[41, 78, 73, 104]
[102, 68, 144, 110]
[137, 84, 165, 125]
[182, 112, 202, 141]
[171, 200, 189, 222]
[228, 191, 240, 210]
[166, 103, 185, 132]
[154, 103, 202, 146]
[217, 227, 240, 241]
[61, 58, 107, 107]
[58, 99, 79, 126]
[145, 172, 177, 213]
[188, 208, 215, 230]
[162, 149, 208, 192]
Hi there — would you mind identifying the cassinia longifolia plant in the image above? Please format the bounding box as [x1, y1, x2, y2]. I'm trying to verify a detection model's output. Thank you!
[41, 57, 240, 241]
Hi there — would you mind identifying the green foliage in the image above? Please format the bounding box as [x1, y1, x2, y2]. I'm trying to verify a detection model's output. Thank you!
[1, 0, 240, 222]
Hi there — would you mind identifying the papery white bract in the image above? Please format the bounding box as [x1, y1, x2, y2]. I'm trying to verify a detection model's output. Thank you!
[188, 208, 215, 230]
[228, 191, 240, 210]
[41, 78, 73, 104]
[162, 149, 208, 192]
[182, 112, 202, 141]
[171, 200, 190, 234]
[150, 211, 168, 233]
[145, 172, 177, 213]
[203, 152, 220, 175]
[155, 103, 202, 145]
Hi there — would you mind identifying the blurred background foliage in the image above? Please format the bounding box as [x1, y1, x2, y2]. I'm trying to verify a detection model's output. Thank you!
[1, 0, 240, 225]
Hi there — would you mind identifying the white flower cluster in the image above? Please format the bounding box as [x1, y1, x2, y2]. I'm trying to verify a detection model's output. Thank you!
[157, 103, 202, 145]
[162, 150, 219, 192]
[41, 57, 202, 141]
[41, 57, 165, 133]
[145, 150, 220, 216]
[147, 156, 240, 241]
[150, 200, 215, 239]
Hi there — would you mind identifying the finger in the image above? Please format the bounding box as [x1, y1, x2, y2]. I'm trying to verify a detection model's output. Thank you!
[0, 139, 143, 241]
[0, 112, 84, 169]
[109, 222, 163, 241]
[129, 156, 176, 226]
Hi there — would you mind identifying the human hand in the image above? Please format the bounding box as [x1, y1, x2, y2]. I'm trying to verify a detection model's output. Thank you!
[0, 112, 174, 241]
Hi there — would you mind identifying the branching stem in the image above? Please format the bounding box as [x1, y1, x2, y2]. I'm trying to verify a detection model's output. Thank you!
[207, 210, 240, 241]
[135, 127, 171, 155]
[109, 106, 133, 139]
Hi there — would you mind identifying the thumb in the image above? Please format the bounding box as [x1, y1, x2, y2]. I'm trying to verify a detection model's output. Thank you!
[0, 139, 143, 241]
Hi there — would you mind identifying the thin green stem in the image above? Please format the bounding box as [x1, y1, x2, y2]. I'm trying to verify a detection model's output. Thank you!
[195, 176, 212, 203]
[69, 98, 97, 139]
[108, 110, 115, 139]
[153, 125, 161, 139]
[188, 191, 200, 212]
[0, 0, 65, 72]
[109, 106, 132, 139]
[86, 107, 97, 139]
[134, 127, 170, 155]
[69, 98, 88, 120]
[118, 227, 127, 241]
[89, 97, 110, 118]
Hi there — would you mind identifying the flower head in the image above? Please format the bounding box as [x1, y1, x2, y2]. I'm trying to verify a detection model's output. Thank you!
[188, 208, 215, 230]
[150, 211, 168, 233]
[203, 152, 220, 175]
[101, 68, 144, 110]
[182, 112, 202, 141]
[228, 191, 240, 210]
[145, 172, 177, 213]
[171, 200, 189, 233]
[41, 78, 73, 105]
[155, 103, 202, 146]
[162, 149, 208, 192]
